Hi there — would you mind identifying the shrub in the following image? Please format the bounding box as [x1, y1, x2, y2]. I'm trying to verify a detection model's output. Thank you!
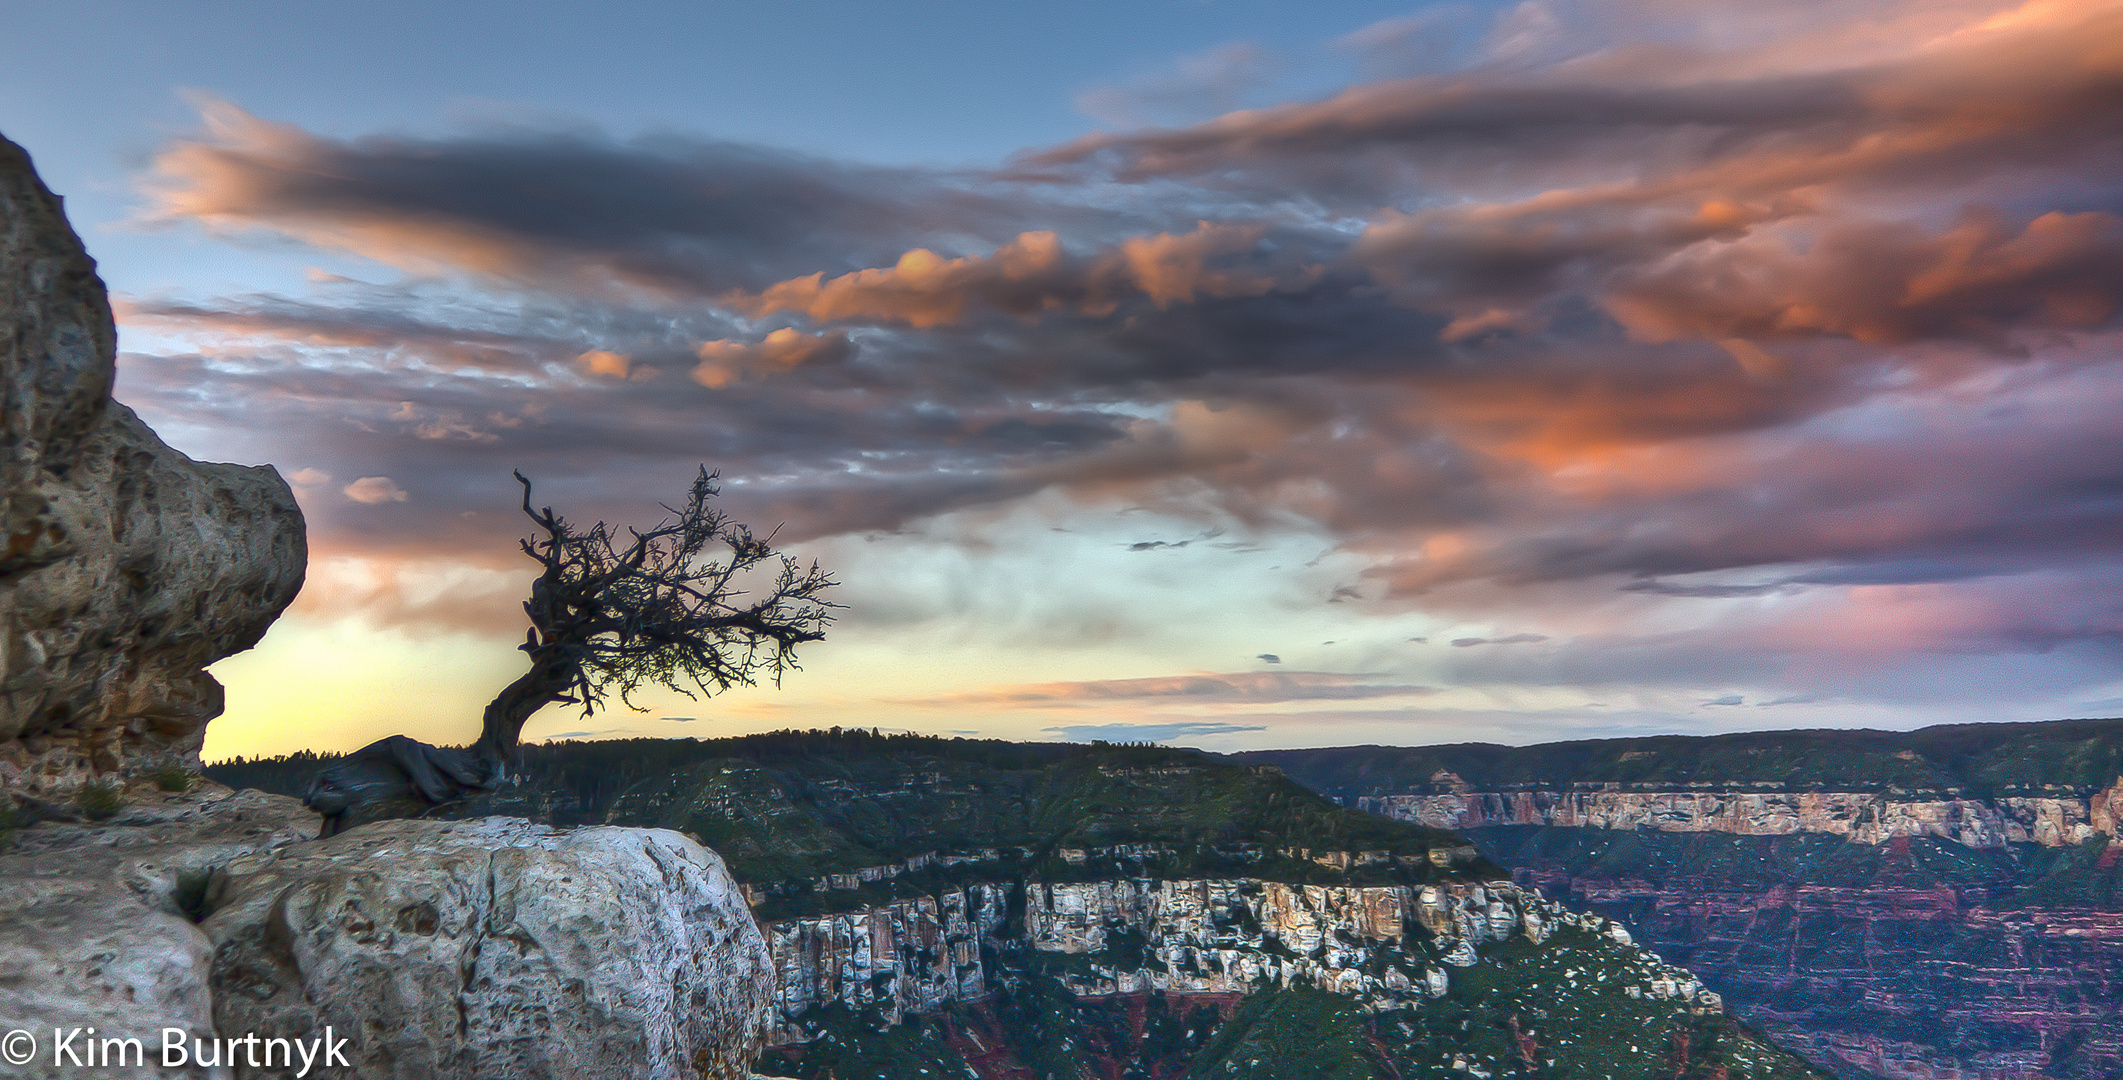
[75, 779, 123, 820]
[149, 760, 194, 793]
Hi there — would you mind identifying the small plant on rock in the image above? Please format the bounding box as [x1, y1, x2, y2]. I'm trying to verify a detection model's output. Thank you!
[75, 779, 124, 820]
[148, 760, 194, 793]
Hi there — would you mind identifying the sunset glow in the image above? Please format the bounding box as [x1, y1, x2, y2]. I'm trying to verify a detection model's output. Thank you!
[4, 0, 2118, 758]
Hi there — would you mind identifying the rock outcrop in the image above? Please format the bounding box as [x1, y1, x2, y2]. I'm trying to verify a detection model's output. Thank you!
[0, 133, 305, 797]
[0, 783, 318, 1080]
[204, 817, 776, 1080]
[3, 134, 789, 1080]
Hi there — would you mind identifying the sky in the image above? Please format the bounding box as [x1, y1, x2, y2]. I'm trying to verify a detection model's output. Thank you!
[3, 0, 2120, 760]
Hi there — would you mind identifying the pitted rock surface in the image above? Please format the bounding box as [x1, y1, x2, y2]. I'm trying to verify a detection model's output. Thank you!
[0, 783, 317, 1080]
[203, 817, 776, 1080]
[0, 133, 305, 796]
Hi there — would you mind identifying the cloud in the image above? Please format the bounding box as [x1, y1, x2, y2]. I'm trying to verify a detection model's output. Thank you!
[112, 0, 2123, 726]
[726, 223, 1305, 329]
[539, 728, 634, 741]
[1043, 721, 1269, 744]
[1077, 43, 1286, 127]
[343, 476, 409, 503]
[905, 670, 1434, 708]
[1256, 653, 1281, 664]
[143, 98, 1042, 297]
[692, 328, 853, 388]
[1450, 633, 1549, 647]
[576, 349, 633, 379]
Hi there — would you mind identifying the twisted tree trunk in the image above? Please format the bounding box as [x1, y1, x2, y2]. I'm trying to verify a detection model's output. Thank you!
[475, 652, 581, 756]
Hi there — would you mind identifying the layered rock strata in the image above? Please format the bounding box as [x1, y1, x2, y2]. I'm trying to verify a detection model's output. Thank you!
[1359, 782, 2123, 848]
[0, 134, 305, 795]
[1505, 846, 2123, 1080]
[1246, 733, 2123, 1080]
[1356, 782, 2123, 1079]
[761, 877, 1724, 1045]
[765, 884, 1010, 1034]
[740, 840, 1479, 903]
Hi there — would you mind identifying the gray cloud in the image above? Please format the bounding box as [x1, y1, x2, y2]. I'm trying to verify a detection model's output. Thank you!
[109, 1, 2123, 711]
[903, 671, 1435, 708]
[1043, 721, 1269, 744]
[1451, 634, 1549, 647]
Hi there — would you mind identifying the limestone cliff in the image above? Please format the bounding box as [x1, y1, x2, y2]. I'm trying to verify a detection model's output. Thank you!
[1247, 723, 2123, 1080]
[761, 875, 1724, 1045]
[0, 133, 305, 795]
[1356, 781, 2123, 848]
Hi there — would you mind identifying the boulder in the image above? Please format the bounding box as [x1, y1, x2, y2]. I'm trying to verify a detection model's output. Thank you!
[0, 783, 318, 1080]
[203, 817, 776, 1080]
[0, 133, 305, 798]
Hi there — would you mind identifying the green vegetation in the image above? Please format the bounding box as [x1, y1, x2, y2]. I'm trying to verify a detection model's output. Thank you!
[992, 973, 1098, 1080]
[604, 732, 1475, 892]
[74, 778, 123, 820]
[2001, 836, 2123, 910]
[1375, 926, 1823, 1080]
[753, 1004, 978, 1080]
[1239, 718, 2123, 797]
[1471, 826, 2022, 890]
[1180, 986, 1383, 1080]
[208, 728, 1841, 1080]
[218, 730, 1479, 896]
[148, 760, 194, 793]
[919, 929, 1831, 1080]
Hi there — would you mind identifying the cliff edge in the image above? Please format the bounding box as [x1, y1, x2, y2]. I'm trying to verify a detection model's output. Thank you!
[0, 134, 778, 1080]
[0, 133, 306, 797]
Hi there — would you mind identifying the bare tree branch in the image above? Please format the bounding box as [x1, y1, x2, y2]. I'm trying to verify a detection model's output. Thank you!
[306, 466, 838, 835]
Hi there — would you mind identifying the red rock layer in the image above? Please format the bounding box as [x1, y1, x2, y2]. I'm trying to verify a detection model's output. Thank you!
[1514, 868, 2123, 1080]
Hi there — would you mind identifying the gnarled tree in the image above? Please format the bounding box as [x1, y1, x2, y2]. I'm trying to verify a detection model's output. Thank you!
[305, 467, 837, 835]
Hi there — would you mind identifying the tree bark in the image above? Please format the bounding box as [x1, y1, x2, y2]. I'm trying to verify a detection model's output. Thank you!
[476, 654, 582, 755]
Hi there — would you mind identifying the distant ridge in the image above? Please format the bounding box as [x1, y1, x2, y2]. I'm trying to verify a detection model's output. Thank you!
[1227, 717, 2123, 797]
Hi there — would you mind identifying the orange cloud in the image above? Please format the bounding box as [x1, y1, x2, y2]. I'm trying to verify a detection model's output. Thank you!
[1112, 223, 1284, 309]
[692, 328, 853, 388]
[729, 223, 1301, 327]
[147, 101, 545, 279]
[575, 349, 632, 379]
[1605, 211, 2123, 346]
[734, 232, 1069, 328]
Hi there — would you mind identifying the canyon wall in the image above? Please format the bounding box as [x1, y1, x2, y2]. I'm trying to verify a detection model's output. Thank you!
[1529, 865, 2123, 1080]
[1358, 783, 2123, 849]
[1248, 739, 2123, 1080]
[759, 874, 1727, 1045]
